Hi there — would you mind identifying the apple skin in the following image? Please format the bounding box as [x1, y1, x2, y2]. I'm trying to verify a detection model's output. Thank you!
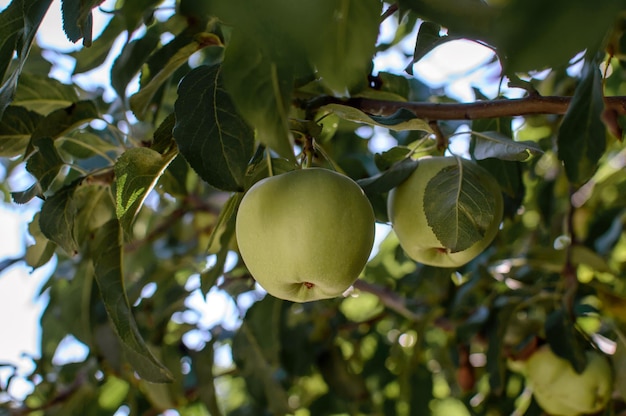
[235, 168, 375, 303]
[387, 157, 503, 268]
[525, 345, 613, 416]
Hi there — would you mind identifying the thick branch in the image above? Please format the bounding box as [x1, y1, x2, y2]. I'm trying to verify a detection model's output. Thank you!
[318, 95, 626, 120]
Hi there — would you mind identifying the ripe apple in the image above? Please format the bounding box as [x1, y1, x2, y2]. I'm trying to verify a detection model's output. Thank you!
[235, 168, 375, 303]
[387, 156, 503, 268]
[525, 345, 613, 416]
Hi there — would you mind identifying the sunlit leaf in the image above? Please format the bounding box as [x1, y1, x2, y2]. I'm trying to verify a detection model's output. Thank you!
[0, 106, 42, 157]
[424, 159, 499, 252]
[12, 73, 79, 115]
[114, 147, 176, 234]
[173, 65, 254, 192]
[24, 212, 56, 269]
[92, 219, 174, 383]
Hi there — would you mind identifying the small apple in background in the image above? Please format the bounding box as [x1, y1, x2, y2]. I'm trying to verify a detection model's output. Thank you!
[235, 168, 375, 303]
[387, 156, 503, 268]
[525, 345, 613, 416]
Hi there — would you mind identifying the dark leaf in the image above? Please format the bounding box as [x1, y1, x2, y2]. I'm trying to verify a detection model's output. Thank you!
[0, 0, 53, 118]
[130, 33, 222, 120]
[232, 298, 291, 414]
[357, 158, 419, 195]
[557, 60, 606, 185]
[61, 0, 102, 46]
[26, 137, 65, 193]
[174, 65, 254, 192]
[201, 193, 242, 293]
[92, 219, 174, 383]
[545, 309, 588, 373]
[406, 21, 448, 74]
[39, 182, 80, 256]
[71, 15, 125, 74]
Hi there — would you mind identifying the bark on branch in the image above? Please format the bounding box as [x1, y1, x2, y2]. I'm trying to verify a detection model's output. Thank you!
[313, 95, 626, 120]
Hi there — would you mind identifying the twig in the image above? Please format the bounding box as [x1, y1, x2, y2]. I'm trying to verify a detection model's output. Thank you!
[307, 95, 626, 120]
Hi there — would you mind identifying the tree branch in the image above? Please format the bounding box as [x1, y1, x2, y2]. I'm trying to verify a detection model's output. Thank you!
[312, 95, 626, 120]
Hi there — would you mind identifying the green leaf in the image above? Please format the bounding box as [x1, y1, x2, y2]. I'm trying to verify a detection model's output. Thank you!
[491, 0, 624, 73]
[151, 112, 176, 154]
[232, 298, 291, 414]
[0, 106, 42, 157]
[110, 25, 160, 99]
[545, 309, 588, 373]
[92, 219, 174, 383]
[357, 158, 419, 195]
[173, 65, 254, 192]
[322, 104, 432, 132]
[25, 212, 57, 269]
[472, 131, 543, 161]
[201, 192, 242, 293]
[114, 147, 176, 235]
[61, 0, 101, 46]
[26, 137, 65, 193]
[40, 182, 80, 256]
[424, 159, 499, 252]
[221, 31, 296, 162]
[72, 183, 116, 245]
[12, 73, 79, 115]
[71, 16, 125, 74]
[0, 0, 54, 118]
[406, 21, 448, 74]
[309, 0, 381, 94]
[557, 60, 606, 186]
[27, 100, 100, 156]
[129, 32, 222, 120]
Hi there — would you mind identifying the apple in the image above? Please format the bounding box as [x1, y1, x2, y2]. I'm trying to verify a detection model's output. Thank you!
[525, 345, 613, 416]
[387, 156, 503, 268]
[235, 168, 375, 302]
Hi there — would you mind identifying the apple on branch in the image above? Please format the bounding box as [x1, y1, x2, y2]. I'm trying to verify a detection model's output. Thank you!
[235, 168, 376, 303]
[387, 156, 503, 268]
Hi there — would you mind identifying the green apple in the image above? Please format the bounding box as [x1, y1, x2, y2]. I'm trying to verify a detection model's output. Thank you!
[525, 345, 613, 416]
[235, 168, 375, 303]
[387, 156, 503, 268]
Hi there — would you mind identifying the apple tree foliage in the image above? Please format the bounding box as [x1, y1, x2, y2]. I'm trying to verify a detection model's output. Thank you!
[3, 0, 626, 414]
